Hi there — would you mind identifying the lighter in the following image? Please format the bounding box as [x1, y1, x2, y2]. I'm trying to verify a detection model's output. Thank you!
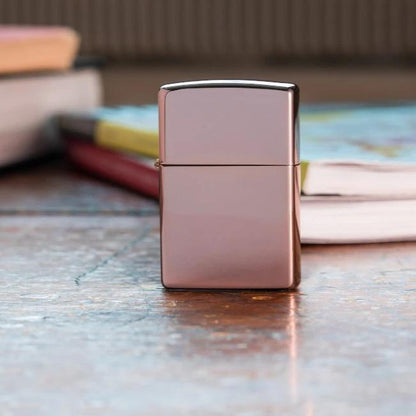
[158, 80, 300, 289]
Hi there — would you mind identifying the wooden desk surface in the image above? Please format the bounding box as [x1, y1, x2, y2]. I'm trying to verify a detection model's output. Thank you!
[1, 161, 415, 416]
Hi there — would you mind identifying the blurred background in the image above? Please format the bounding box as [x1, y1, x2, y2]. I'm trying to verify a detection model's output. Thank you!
[2, 0, 416, 104]
[1, 0, 416, 244]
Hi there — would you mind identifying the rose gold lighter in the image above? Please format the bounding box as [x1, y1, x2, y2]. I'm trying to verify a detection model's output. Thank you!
[158, 80, 300, 289]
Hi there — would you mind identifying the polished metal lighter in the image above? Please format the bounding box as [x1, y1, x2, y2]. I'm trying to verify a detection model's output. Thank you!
[158, 80, 301, 289]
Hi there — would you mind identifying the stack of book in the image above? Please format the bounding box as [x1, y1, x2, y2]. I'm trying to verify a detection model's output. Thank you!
[59, 103, 416, 244]
[0, 25, 101, 168]
[59, 106, 159, 198]
[301, 104, 416, 243]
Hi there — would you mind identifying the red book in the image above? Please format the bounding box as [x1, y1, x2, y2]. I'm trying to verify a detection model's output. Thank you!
[65, 137, 159, 199]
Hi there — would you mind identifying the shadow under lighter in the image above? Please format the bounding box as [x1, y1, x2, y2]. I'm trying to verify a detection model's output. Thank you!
[158, 80, 301, 289]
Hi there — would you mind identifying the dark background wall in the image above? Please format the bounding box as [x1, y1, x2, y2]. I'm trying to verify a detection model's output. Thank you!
[1, 0, 416, 63]
[2, 0, 416, 104]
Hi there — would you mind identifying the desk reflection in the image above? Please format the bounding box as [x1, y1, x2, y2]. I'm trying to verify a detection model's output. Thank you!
[161, 290, 301, 401]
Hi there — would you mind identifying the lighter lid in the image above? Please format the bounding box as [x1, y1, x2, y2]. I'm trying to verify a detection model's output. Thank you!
[159, 80, 299, 166]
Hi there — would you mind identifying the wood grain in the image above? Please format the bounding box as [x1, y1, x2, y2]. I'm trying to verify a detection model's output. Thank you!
[0, 162, 415, 416]
[0, 160, 158, 215]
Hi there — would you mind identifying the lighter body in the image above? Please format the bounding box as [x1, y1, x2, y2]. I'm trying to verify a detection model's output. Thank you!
[158, 80, 301, 289]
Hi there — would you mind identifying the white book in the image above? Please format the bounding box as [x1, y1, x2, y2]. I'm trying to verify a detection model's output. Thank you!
[302, 161, 416, 198]
[301, 196, 416, 244]
[0, 69, 101, 167]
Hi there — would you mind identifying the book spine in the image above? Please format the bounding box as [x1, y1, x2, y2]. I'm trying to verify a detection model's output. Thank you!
[65, 137, 159, 199]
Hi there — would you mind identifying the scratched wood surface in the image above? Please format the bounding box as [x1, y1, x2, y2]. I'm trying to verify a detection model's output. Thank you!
[0, 161, 415, 416]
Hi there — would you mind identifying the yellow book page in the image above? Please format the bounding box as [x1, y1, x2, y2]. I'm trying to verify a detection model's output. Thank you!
[96, 121, 159, 158]
[300, 161, 309, 191]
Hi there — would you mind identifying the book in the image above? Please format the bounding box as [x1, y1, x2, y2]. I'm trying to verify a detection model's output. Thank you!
[60, 102, 416, 244]
[0, 69, 101, 167]
[301, 104, 416, 197]
[301, 196, 416, 244]
[0, 26, 79, 74]
[59, 106, 158, 158]
[65, 137, 158, 198]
